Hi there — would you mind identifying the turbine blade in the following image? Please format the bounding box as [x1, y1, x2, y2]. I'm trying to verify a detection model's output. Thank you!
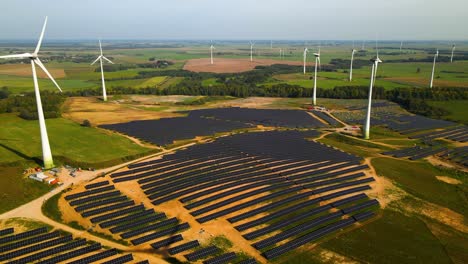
[34, 58, 62, 92]
[102, 56, 114, 64]
[91, 56, 101, 65]
[34, 16, 48, 54]
[0, 53, 33, 59]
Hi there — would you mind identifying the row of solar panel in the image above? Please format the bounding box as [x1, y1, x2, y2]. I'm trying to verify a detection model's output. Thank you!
[149, 159, 363, 206]
[236, 186, 371, 232]
[81, 201, 135, 218]
[252, 200, 379, 250]
[65, 185, 115, 201]
[312, 111, 341, 126]
[383, 146, 447, 160]
[194, 177, 374, 224]
[69, 190, 121, 206]
[410, 126, 468, 143]
[0, 235, 72, 261]
[131, 223, 190, 246]
[0, 231, 60, 253]
[0, 227, 147, 264]
[263, 211, 376, 260]
[109, 212, 166, 233]
[0, 227, 47, 245]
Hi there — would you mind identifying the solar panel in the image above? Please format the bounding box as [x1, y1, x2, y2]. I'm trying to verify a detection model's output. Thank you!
[168, 240, 200, 255]
[100, 254, 134, 264]
[84, 181, 109, 190]
[202, 252, 237, 264]
[150, 234, 184, 249]
[184, 246, 220, 261]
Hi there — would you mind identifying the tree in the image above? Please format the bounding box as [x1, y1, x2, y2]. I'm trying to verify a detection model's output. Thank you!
[81, 119, 92, 127]
[416, 67, 421, 73]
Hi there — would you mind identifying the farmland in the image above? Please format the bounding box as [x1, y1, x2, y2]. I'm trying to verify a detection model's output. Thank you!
[0, 40, 466, 264]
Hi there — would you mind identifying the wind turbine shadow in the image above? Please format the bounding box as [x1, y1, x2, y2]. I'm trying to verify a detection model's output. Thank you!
[0, 142, 42, 165]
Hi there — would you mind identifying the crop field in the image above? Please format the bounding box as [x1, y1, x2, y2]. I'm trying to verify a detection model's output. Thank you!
[0, 40, 466, 264]
[0, 41, 467, 95]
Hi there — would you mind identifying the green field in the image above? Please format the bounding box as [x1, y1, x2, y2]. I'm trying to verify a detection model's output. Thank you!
[319, 210, 454, 264]
[372, 157, 468, 216]
[0, 166, 52, 214]
[0, 114, 151, 165]
[427, 100, 468, 124]
[0, 41, 466, 95]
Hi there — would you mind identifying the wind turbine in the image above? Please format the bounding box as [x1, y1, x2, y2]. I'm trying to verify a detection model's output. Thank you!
[249, 41, 255, 62]
[0, 17, 62, 169]
[210, 42, 215, 65]
[303, 47, 309, 74]
[279, 48, 283, 59]
[91, 40, 113, 102]
[270, 40, 273, 49]
[400, 41, 403, 53]
[349, 48, 357, 81]
[312, 47, 321, 106]
[430, 49, 439, 88]
[450, 44, 456, 63]
[363, 47, 382, 140]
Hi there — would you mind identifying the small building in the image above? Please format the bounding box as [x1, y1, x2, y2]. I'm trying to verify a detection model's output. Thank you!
[28, 172, 48, 182]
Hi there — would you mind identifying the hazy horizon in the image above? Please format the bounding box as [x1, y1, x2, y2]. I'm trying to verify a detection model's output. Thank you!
[0, 0, 467, 41]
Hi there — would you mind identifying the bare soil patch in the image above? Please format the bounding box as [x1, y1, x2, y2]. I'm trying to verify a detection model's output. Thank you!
[0, 63, 66, 78]
[184, 58, 303, 73]
[62, 97, 181, 125]
[435, 176, 462, 185]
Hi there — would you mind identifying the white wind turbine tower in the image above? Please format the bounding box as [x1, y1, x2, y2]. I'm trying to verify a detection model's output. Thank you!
[400, 41, 403, 53]
[0, 17, 62, 169]
[363, 46, 382, 140]
[430, 49, 439, 88]
[312, 47, 321, 106]
[210, 42, 215, 65]
[91, 40, 114, 102]
[349, 47, 357, 82]
[450, 44, 456, 63]
[303, 47, 309, 74]
[249, 41, 255, 62]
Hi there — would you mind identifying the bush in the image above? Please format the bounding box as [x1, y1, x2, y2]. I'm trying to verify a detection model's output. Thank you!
[81, 119, 92, 127]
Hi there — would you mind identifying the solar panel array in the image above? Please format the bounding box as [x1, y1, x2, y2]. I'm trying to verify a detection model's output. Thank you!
[100, 115, 254, 146]
[64, 181, 190, 247]
[311, 110, 341, 126]
[437, 146, 468, 167]
[100, 108, 326, 146]
[0, 227, 147, 264]
[338, 101, 456, 135]
[382, 146, 448, 160]
[410, 126, 468, 143]
[189, 107, 326, 128]
[109, 130, 378, 260]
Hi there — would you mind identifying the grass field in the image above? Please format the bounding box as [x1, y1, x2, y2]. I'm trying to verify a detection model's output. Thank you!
[0, 114, 151, 166]
[319, 210, 453, 264]
[372, 157, 467, 216]
[0, 42, 466, 94]
[427, 100, 468, 124]
[0, 165, 52, 214]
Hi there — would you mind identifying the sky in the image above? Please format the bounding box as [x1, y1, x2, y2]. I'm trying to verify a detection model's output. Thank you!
[0, 0, 467, 41]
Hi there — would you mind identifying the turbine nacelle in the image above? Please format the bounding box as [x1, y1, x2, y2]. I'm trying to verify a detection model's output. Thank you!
[371, 57, 382, 63]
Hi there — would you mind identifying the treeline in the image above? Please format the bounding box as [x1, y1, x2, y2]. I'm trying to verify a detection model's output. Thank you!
[329, 58, 370, 70]
[98, 60, 173, 72]
[0, 90, 65, 120]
